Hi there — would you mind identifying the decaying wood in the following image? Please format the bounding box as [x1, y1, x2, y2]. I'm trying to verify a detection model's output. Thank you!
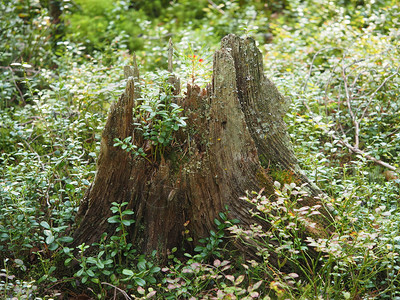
[73, 34, 331, 264]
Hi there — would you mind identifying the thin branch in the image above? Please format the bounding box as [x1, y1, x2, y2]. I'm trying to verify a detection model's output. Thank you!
[101, 282, 132, 300]
[336, 84, 346, 137]
[303, 48, 399, 172]
[302, 100, 397, 171]
[302, 47, 335, 93]
[342, 57, 366, 74]
[20, 116, 40, 126]
[323, 63, 340, 103]
[207, 0, 225, 14]
[336, 137, 397, 171]
[342, 59, 360, 148]
[323, 59, 343, 126]
[349, 69, 365, 95]
[20, 138, 51, 206]
[4, 66, 26, 105]
[360, 64, 400, 121]
[41, 277, 76, 295]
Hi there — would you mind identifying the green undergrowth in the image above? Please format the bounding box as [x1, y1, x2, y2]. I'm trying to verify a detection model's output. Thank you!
[1, 0, 400, 298]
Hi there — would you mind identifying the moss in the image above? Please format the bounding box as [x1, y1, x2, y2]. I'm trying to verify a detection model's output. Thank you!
[269, 168, 296, 186]
[255, 168, 274, 189]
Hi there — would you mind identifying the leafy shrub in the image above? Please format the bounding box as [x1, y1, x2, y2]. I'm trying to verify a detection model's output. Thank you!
[0, 1, 56, 107]
[114, 70, 187, 161]
[231, 182, 400, 298]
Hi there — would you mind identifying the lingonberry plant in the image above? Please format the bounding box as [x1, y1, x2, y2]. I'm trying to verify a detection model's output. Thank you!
[114, 71, 187, 162]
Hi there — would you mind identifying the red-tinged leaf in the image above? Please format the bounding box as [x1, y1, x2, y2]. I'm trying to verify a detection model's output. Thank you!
[221, 265, 231, 272]
[250, 291, 259, 298]
[220, 260, 230, 266]
[146, 291, 156, 298]
[252, 280, 263, 290]
[137, 286, 145, 295]
[213, 259, 221, 267]
[235, 275, 244, 285]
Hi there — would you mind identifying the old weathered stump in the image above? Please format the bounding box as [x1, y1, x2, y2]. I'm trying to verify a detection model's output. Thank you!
[72, 34, 330, 263]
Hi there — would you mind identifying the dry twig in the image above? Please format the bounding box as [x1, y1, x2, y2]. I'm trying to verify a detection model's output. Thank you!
[101, 282, 132, 300]
[302, 49, 399, 172]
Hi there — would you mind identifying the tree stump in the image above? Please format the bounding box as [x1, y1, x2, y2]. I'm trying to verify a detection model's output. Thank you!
[72, 34, 330, 263]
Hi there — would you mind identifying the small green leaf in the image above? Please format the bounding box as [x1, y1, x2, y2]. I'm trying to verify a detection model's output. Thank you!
[43, 229, 52, 237]
[122, 269, 134, 276]
[48, 243, 58, 251]
[137, 260, 146, 271]
[218, 212, 227, 221]
[40, 221, 50, 229]
[134, 277, 146, 287]
[37, 274, 48, 284]
[58, 236, 73, 243]
[91, 278, 100, 284]
[46, 235, 55, 245]
[194, 246, 203, 252]
[107, 216, 120, 223]
[122, 219, 132, 226]
[14, 258, 24, 267]
[150, 266, 161, 273]
[86, 257, 96, 264]
[96, 260, 104, 269]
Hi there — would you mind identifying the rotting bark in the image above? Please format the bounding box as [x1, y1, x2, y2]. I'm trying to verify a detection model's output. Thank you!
[72, 34, 331, 264]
